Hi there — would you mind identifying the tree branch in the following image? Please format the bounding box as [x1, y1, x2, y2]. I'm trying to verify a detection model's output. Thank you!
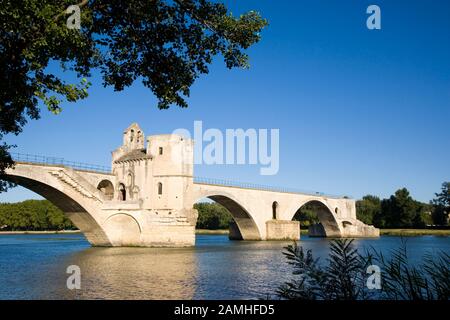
[173, 0, 228, 40]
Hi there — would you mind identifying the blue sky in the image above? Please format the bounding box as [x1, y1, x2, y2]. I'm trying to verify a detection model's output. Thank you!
[1, 0, 449, 203]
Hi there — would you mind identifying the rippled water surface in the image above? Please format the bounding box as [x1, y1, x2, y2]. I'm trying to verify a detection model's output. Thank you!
[0, 234, 449, 299]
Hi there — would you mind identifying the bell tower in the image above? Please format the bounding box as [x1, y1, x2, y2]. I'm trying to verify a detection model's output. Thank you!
[123, 123, 145, 151]
[111, 123, 148, 202]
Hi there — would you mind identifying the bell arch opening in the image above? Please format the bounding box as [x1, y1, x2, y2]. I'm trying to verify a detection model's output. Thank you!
[2, 174, 111, 246]
[97, 179, 114, 200]
[194, 194, 261, 240]
[292, 200, 341, 237]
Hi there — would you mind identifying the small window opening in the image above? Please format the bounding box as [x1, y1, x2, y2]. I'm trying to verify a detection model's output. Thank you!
[272, 201, 279, 220]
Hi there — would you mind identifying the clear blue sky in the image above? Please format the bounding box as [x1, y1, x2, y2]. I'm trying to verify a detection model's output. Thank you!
[1, 0, 449, 203]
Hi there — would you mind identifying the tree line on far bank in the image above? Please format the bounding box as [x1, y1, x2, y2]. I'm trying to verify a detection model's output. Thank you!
[0, 182, 448, 231]
[356, 182, 449, 229]
[194, 202, 233, 230]
[0, 200, 75, 231]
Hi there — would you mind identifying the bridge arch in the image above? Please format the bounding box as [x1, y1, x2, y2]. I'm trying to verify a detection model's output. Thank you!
[4, 166, 112, 246]
[290, 199, 342, 237]
[194, 192, 262, 240]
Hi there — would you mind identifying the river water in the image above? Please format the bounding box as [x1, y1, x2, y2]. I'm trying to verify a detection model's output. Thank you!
[0, 234, 448, 300]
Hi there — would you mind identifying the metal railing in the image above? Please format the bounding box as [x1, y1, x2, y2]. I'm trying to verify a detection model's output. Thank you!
[11, 152, 112, 174]
[10, 152, 348, 198]
[193, 177, 348, 199]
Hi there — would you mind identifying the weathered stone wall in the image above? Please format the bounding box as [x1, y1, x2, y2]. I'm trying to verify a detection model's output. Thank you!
[266, 220, 300, 240]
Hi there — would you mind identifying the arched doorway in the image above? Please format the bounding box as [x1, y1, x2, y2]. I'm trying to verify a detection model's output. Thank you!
[118, 183, 126, 201]
[292, 200, 341, 237]
[97, 180, 114, 200]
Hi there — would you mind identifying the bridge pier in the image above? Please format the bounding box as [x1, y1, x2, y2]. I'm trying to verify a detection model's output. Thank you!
[65, 211, 112, 246]
[139, 225, 196, 247]
[308, 221, 380, 238]
[228, 221, 243, 240]
[266, 220, 300, 240]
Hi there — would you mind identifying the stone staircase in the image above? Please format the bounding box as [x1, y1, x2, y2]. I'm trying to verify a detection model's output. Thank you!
[49, 168, 103, 202]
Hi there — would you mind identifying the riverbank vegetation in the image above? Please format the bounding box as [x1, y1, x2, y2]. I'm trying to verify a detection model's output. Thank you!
[380, 229, 450, 236]
[0, 182, 448, 233]
[276, 239, 449, 300]
[0, 200, 75, 231]
[356, 182, 449, 229]
[194, 203, 233, 230]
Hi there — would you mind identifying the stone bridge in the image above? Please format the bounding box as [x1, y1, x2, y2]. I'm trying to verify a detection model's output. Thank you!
[3, 123, 379, 247]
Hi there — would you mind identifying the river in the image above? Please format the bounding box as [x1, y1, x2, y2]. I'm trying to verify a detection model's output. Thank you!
[0, 234, 448, 300]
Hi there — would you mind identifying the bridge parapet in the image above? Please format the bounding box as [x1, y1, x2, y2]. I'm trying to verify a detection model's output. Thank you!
[11, 153, 112, 174]
[194, 176, 349, 199]
[11, 153, 347, 199]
